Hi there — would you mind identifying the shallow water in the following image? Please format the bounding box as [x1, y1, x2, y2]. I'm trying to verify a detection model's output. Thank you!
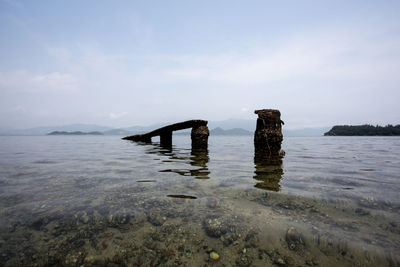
[0, 135, 399, 266]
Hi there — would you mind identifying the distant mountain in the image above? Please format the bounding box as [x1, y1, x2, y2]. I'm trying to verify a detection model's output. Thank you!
[208, 119, 328, 136]
[48, 131, 103, 135]
[208, 119, 255, 132]
[0, 120, 330, 137]
[210, 127, 252, 136]
[0, 127, 16, 136]
[0, 124, 113, 136]
[102, 128, 134, 136]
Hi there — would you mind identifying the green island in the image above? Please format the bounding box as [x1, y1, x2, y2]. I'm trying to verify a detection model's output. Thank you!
[324, 124, 400, 136]
[47, 131, 103, 135]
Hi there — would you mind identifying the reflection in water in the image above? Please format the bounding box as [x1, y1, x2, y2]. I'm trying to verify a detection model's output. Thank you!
[189, 148, 210, 179]
[253, 153, 284, 191]
[145, 143, 210, 179]
[167, 194, 197, 199]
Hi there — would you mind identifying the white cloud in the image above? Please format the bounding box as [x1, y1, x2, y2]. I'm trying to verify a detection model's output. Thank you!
[0, 70, 78, 92]
[3, 21, 398, 128]
[109, 112, 128, 119]
[157, 26, 400, 87]
[47, 25, 398, 91]
[47, 47, 72, 63]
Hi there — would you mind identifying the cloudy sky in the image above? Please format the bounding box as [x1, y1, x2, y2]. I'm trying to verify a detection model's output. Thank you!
[0, 0, 399, 129]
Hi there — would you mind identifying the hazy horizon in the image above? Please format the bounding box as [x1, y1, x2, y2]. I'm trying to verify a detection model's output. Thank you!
[1, 1, 399, 129]
[1, 118, 332, 131]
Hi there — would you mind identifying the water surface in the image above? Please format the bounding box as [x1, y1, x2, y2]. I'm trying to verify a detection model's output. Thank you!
[0, 135, 399, 266]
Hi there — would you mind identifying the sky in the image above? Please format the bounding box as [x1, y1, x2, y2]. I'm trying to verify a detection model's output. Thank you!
[0, 0, 399, 130]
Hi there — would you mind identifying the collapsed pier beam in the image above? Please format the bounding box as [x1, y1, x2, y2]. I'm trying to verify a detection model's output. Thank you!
[123, 120, 209, 149]
[254, 109, 285, 157]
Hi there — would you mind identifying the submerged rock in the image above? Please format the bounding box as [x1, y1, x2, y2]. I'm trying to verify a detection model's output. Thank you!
[355, 208, 370, 216]
[30, 217, 49, 230]
[108, 213, 131, 227]
[203, 217, 227, 238]
[80, 212, 89, 224]
[147, 213, 166, 226]
[286, 227, 305, 250]
[274, 257, 285, 265]
[236, 254, 253, 267]
[209, 251, 220, 260]
[221, 232, 240, 246]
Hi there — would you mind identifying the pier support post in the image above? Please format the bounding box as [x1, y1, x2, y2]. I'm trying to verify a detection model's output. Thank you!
[160, 131, 173, 147]
[191, 125, 209, 149]
[254, 109, 285, 157]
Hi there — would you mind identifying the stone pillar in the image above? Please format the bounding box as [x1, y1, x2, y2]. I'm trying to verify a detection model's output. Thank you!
[191, 125, 209, 150]
[160, 131, 172, 147]
[254, 109, 285, 157]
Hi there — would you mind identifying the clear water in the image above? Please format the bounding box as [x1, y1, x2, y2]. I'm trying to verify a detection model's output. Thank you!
[0, 135, 399, 266]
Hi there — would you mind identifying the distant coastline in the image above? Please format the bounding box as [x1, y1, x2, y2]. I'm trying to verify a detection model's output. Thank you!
[324, 124, 400, 136]
[0, 120, 330, 136]
[47, 131, 103, 136]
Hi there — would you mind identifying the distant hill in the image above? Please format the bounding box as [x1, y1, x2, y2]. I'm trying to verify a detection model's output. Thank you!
[208, 119, 255, 132]
[0, 124, 113, 136]
[209, 119, 328, 136]
[0, 120, 330, 137]
[102, 128, 133, 136]
[210, 127, 252, 136]
[324, 124, 400, 136]
[47, 131, 103, 135]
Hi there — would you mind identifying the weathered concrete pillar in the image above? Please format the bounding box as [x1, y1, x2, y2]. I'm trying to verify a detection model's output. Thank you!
[160, 131, 172, 147]
[191, 125, 209, 149]
[254, 109, 285, 157]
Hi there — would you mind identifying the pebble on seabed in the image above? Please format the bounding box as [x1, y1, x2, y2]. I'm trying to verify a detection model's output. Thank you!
[210, 251, 220, 260]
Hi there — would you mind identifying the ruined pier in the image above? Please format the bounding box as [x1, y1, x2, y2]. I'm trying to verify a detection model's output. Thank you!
[254, 109, 285, 157]
[122, 120, 209, 149]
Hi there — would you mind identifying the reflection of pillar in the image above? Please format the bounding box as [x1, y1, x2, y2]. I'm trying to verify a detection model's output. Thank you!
[254, 155, 283, 191]
[190, 148, 210, 179]
[160, 131, 172, 147]
[191, 126, 209, 150]
[254, 109, 285, 156]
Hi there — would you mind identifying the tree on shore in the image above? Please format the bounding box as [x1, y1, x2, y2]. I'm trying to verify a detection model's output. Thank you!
[324, 124, 400, 136]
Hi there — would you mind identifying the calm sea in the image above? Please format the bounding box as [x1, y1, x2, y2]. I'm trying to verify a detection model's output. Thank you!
[0, 135, 399, 266]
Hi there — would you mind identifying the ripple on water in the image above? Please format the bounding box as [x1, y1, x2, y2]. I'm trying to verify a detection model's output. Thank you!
[33, 160, 58, 164]
[359, 168, 376, 171]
